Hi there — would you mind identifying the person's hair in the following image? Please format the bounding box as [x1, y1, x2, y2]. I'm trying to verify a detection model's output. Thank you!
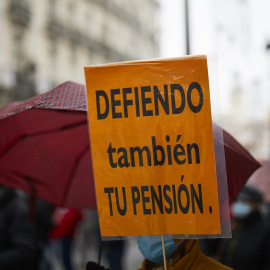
[238, 185, 263, 203]
[86, 261, 109, 270]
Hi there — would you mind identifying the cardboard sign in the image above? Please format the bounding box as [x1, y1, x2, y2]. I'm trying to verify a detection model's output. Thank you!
[85, 56, 220, 237]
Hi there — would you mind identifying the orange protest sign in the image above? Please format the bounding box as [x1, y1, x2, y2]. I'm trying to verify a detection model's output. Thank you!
[85, 56, 220, 237]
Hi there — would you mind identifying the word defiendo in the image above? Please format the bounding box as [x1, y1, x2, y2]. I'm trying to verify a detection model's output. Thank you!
[107, 135, 200, 168]
[104, 179, 204, 216]
[95, 82, 204, 120]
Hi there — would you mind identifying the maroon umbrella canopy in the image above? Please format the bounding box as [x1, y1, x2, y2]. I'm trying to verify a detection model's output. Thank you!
[224, 129, 261, 203]
[0, 81, 95, 209]
[0, 81, 260, 209]
[248, 159, 270, 203]
[212, 124, 261, 204]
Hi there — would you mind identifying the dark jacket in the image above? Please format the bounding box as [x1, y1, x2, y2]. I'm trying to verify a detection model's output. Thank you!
[0, 187, 38, 270]
[221, 211, 270, 270]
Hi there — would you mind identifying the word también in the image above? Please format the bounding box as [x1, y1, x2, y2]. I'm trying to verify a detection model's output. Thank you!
[107, 135, 200, 168]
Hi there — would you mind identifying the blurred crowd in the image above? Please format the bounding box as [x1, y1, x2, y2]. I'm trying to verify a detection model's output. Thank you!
[1, 162, 270, 270]
[0, 185, 127, 270]
[199, 185, 270, 270]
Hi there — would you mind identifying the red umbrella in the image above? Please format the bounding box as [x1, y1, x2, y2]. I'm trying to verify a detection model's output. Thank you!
[0, 81, 95, 209]
[212, 123, 261, 204]
[0, 81, 260, 209]
[247, 159, 270, 203]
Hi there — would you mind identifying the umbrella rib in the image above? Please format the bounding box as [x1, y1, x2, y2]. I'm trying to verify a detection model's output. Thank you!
[0, 120, 88, 159]
[61, 144, 90, 207]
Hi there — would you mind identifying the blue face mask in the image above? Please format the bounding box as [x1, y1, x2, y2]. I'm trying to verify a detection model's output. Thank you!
[138, 235, 179, 264]
[232, 201, 252, 219]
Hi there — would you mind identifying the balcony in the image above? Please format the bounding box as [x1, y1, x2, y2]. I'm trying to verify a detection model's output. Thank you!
[9, 0, 31, 26]
[47, 16, 66, 38]
[46, 17, 135, 62]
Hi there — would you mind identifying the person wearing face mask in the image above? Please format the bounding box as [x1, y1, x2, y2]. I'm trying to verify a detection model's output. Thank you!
[137, 235, 232, 270]
[219, 185, 270, 270]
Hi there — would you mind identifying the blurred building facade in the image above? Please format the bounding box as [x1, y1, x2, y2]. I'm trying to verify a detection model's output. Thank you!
[0, 0, 160, 106]
[190, 0, 270, 159]
[215, 0, 270, 159]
